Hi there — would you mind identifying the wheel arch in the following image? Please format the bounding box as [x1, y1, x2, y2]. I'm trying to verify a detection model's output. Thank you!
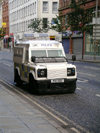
[29, 71, 35, 81]
[15, 67, 20, 76]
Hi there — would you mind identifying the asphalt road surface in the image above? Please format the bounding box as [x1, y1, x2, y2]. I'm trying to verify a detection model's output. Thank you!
[0, 50, 100, 133]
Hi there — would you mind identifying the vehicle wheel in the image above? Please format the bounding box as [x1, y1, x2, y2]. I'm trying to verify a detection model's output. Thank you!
[14, 69, 22, 86]
[29, 74, 38, 93]
[68, 81, 76, 93]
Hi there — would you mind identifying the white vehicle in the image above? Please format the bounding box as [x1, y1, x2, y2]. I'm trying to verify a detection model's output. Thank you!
[13, 40, 77, 93]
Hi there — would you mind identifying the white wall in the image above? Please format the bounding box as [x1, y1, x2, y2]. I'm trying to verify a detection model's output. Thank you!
[9, 0, 59, 40]
[38, 0, 59, 36]
[9, 0, 38, 39]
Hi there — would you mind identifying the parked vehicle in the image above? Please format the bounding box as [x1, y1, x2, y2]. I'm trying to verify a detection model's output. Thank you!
[13, 40, 77, 93]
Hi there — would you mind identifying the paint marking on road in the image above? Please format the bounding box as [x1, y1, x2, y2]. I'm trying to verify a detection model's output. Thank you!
[77, 78, 88, 83]
[84, 66, 100, 71]
[0, 60, 12, 67]
[78, 71, 96, 77]
[77, 88, 82, 91]
[3, 62, 12, 67]
[96, 94, 100, 97]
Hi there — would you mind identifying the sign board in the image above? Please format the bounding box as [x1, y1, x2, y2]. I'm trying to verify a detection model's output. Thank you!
[50, 36, 55, 40]
[2, 22, 6, 28]
[62, 31, 72, 37]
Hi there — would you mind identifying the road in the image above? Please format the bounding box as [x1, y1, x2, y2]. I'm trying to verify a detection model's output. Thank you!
[0, 49, 100, 133]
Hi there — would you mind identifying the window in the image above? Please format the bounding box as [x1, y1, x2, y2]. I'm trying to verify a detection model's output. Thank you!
[48, 50, 64, 57]
[32, 3, 34, 14]
[43, 1, 48, 12]
[51, 18, 57, 25]
[52, 2, 58, 13]
[65, 15, 67, 24]
[31, 50, 65, 63]
[25, 50, 28, 62]
[31, 50, 46, 57]
[43, 18, 48, 28]
[34, 2, 36, 14]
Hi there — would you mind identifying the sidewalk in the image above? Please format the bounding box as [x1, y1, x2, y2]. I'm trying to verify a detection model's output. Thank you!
[0, 82, 67, 133]
[66, 54, 100, 63]
[0, 47, 12, 52]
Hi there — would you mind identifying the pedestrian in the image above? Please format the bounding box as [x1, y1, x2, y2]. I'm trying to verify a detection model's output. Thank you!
[3, 38, 6, 48]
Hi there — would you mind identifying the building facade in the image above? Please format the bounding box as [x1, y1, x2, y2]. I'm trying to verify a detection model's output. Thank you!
[59, 0, 100, 58]
[0, 0, 2, 28]
[9, 0, 59, 40]
[2, 0, 9, 36]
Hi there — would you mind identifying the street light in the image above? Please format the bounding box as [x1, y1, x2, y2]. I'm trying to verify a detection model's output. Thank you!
[94, 0, 98, 60]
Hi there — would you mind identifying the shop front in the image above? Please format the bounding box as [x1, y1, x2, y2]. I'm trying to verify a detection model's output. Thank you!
[85, 33, 100, 56]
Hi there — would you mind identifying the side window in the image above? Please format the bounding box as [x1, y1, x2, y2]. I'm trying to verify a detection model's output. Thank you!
[25, 50, 28, 63]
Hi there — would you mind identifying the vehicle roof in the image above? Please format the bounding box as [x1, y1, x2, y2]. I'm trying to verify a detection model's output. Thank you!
[16, 40, 60, 44]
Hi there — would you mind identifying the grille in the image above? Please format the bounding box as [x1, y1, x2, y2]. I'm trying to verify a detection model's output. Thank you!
[47, 68, 66, 79]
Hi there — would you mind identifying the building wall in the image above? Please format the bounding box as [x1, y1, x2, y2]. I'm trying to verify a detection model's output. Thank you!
[59, 0, 71, 9]
[9, 0, 59, 40]
[59, 0, 100, 56]
[2, 0, 9, 36]
[0, 1, 2, 28]
[9, 0, 37, 39]
[59, 0, 98, 16]
[38, 0, 59, 35]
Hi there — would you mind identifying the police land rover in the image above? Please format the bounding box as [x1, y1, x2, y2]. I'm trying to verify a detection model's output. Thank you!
[13, 40, 77, 93]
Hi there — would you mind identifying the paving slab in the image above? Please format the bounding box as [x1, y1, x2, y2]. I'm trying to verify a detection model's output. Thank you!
[0, 84, 68, 133]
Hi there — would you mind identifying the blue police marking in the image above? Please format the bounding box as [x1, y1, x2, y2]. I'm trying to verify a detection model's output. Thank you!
[41, 44, 52, 47]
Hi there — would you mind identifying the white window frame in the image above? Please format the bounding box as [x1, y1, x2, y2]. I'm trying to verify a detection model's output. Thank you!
[52, 2, 58, 13]
[43, 1, 48, 13]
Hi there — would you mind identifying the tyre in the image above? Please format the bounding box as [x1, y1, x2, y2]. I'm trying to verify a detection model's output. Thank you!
[29, 74, 38, 93]
[68, 81, 76, 93]
[14, 69, 22, 86]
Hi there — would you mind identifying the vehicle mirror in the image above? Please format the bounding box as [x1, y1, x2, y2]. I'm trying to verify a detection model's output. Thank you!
[31, 56, 36, 62]
[72, 55, 76, 61]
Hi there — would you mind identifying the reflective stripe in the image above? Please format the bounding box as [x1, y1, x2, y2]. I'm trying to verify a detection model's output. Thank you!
[15, 63, 35, 82]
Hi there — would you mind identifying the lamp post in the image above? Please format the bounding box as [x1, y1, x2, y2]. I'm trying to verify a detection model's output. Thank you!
[94, 0, 98, 60]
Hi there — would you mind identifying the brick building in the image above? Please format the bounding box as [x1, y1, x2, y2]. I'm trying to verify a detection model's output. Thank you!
[59, 0, 100, 59]
[0, 0, 2, 28]
[2, 0, 9, 36]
